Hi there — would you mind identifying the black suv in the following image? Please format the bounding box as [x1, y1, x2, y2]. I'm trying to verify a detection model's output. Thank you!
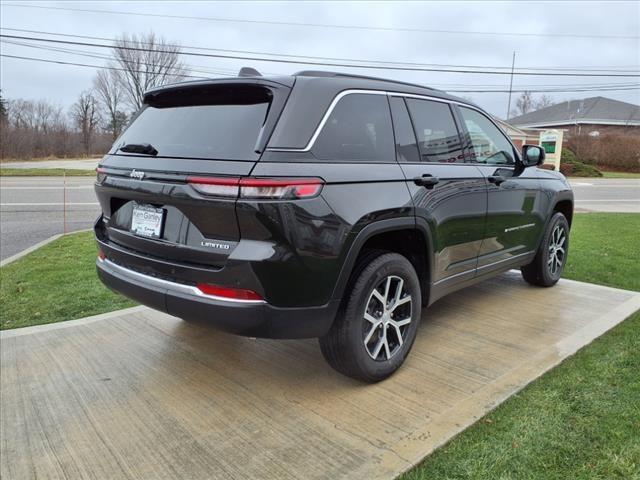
[94, 70, 573, 382]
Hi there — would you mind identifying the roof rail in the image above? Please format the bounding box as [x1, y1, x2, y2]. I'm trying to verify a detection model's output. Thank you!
[293, 70, 436, 91]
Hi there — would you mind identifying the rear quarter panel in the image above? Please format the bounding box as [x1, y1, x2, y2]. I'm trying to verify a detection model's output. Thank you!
[243, 159, 413, 307]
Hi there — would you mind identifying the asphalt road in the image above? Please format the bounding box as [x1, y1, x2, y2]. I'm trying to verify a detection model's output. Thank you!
[569, 178, 640, 213]
[0, 176, 638, 261]
[2, 158, 100, 170]
[0, 176, 100, 260]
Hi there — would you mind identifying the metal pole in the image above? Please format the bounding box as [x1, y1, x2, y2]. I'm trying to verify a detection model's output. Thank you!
[63, 170, 67, 234]
[506, 51, 516, 120]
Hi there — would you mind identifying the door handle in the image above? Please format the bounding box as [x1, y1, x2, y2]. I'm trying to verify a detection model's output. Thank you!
[487, 175, 506, 186]
[413, 175, 439, 189]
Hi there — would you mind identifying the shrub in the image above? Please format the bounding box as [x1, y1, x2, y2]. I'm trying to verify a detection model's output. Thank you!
[565, 132, 640, 172]
[560, 148, 603, 177]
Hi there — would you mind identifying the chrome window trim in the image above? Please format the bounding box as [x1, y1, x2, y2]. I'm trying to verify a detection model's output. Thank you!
[265, 89, 518, 157]
[98, 257, 266, 304]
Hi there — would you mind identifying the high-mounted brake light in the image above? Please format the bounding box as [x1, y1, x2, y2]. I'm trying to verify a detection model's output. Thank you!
[196, 283, 264, 302]
[187, 176, 324, 199]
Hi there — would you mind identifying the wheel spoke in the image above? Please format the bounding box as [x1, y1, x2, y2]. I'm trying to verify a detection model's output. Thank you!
[372, 289, 385, 305]
[557, 234, 566, 247]
[371, 337, 385, 359]
[393, 317, 411, 327]
[383, 337, 391, 360]
[392, 324, 404, 346]
[364, 321, 381, 344]
[394, 278, 404, 304]
[364, 312, 379, 324]
[383, 277, 392, 305]
[390, 295, 411, 311]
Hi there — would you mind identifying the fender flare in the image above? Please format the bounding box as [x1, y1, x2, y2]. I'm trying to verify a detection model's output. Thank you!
[534, 189, 575, 253]
[330, 217, 434, 302]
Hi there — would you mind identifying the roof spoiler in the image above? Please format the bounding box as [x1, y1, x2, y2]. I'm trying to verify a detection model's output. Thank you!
[238, 67, 262, 77]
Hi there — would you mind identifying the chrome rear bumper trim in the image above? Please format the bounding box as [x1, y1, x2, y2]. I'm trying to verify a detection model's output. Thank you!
[98, 257, 266, 304]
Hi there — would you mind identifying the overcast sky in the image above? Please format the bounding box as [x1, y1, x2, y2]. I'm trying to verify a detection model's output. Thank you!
[1, 0, 639, 118]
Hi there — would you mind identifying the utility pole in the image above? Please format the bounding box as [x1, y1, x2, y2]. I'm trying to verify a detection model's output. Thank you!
[506, 51, 516, 120]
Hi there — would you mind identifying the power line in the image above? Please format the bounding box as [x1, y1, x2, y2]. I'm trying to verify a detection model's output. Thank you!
[2, 3, 638, 40]
[3, 53, 638, 94]
[2, 33, 640, 78]
[2, 27, 639, 73]
[0, 39, 245, 77]
[0, 53, 208, 79]
[6, 38, 637, 92]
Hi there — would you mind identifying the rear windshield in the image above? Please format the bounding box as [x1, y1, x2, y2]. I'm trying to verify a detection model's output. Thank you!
[114, 85, 272, 161]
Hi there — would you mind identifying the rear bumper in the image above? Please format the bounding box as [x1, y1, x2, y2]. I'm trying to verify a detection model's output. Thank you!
[96, 257, 339, 339]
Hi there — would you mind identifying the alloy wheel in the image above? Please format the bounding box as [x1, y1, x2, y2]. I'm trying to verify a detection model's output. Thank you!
[363, 275, 413, 361]
[548, 224, 566, 276]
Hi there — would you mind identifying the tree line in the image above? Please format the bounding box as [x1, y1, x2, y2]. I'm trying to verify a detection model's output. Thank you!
[0, 32, 189, 160]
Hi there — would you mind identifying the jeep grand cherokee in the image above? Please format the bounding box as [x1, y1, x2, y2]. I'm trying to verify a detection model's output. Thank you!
[94, 70, 574, 382]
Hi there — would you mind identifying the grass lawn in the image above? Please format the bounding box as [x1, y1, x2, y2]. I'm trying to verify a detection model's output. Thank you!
[403, 212, 640, 480]
[0, 168, 96, 176]
[0, 231, 136, 330]
[563, 213, 640, 291]
[601, 171, 640, 179]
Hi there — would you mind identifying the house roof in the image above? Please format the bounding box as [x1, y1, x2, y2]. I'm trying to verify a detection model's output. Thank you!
[494, 118, 533, 137]
[509, 96, 640, 128]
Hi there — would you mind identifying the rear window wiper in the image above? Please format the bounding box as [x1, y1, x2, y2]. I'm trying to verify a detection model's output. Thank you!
[119, 143, 158, 156]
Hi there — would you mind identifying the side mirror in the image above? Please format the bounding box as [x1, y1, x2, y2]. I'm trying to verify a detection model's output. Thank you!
[522, 145, 545, 167]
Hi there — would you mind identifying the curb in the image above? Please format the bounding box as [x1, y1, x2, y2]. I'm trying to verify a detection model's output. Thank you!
[0, 306, 149, 339]
[0, 228, 92, 267]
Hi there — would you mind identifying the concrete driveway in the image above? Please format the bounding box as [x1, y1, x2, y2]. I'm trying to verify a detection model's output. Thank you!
[2, 272, 638, 480]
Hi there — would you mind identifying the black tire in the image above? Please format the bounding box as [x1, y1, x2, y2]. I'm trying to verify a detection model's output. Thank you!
[319, 251, 422, 382]
[521, 212, 570, 287]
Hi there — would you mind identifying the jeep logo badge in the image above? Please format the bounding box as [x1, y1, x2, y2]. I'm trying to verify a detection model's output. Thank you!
[130, 169, 145, 180]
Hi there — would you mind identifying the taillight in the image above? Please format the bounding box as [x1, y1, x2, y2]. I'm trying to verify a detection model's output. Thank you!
[239, 177, 323, 199]
[96, 166, 107, 183]
[98, 249, 105, 261]
[187, 176, 240, 197]
[196, 283, 264, 302]
[187, 176, 324, 200]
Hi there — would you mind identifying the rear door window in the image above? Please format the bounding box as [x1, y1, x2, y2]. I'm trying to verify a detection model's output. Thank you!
[389, 96, 420, 163]
[115, 85, 272, 161]
[312, 93, 394, 162]
[405, 98, 465, 163]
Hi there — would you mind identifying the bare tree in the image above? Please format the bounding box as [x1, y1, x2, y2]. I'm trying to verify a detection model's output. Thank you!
[93, 68, 127, 140]
[110, 32, 189, 110]
[0, 90, 7, 123]
[71, 90, 101, 156]
[534, 95, 555, 110]
[511, 91, 534, 118]
[2, 94, 111, 159]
